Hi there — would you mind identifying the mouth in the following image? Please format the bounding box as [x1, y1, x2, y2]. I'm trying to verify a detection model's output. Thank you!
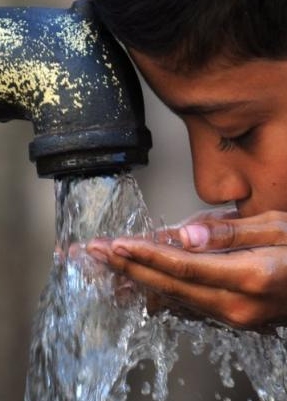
[236, 202, 261, 218]
[235, 201, 251, 218]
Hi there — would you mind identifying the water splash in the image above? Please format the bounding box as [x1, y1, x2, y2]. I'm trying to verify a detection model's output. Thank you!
[24, 174, 287, 401]
[24, 175, 179, 401]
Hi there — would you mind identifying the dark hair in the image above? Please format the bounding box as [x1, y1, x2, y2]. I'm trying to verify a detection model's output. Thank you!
[93, 0, 287, 70]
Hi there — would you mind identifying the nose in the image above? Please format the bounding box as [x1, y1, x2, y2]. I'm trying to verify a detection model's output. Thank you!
[191, 147, 251, 206]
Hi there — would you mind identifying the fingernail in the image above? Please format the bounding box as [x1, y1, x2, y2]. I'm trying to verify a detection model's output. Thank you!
[113, 247, 132, 258]
[87, 239, 109, 252]
[180, 224, 209, 248]
[89, 249, 108, 263]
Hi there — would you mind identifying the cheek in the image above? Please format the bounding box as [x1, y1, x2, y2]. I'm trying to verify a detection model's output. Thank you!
[268, 176, 287, 210]
[251, 165, 287, 212]
[244, 125, 287, 210]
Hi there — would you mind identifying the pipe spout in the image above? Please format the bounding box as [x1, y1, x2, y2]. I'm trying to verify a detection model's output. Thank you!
[0, 0, 152, 178]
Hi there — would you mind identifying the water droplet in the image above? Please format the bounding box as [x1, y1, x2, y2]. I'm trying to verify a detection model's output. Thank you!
[139, 362, 146, 371]
[177, 377, 185, 386]
[141, 381, 151, 396]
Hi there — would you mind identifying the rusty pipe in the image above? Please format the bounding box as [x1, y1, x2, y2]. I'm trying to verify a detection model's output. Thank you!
[0, 0, 152, 178]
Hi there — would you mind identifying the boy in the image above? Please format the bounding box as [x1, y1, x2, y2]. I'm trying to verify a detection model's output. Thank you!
[88, 0, 287, 330]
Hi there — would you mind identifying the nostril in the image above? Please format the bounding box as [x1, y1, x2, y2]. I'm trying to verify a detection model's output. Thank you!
[195, 174, 250, 207]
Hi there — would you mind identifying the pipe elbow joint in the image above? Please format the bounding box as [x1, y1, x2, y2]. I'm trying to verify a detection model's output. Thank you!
[0, 0, 152, 178]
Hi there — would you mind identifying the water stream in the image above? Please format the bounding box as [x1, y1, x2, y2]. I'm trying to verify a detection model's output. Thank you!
[24, 174, 287, 401]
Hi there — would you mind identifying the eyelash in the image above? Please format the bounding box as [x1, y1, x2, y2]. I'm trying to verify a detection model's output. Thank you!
[218, 137, 234, 152]
[218, 128, 254, 152]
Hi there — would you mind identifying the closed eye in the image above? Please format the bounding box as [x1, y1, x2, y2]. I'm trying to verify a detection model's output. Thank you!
[218, 127, 255, 152]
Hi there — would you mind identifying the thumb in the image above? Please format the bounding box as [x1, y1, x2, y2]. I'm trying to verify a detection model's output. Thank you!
[179, 211, 287, 251]
[179, 221, 249, 251]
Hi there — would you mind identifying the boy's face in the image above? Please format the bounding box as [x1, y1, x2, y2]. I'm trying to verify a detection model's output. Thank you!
[130, 50, 287, 217]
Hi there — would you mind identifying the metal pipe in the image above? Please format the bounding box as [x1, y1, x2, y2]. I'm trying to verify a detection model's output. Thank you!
[0, 0, 152, 178]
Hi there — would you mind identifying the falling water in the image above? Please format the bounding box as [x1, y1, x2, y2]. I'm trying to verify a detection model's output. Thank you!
[24, 174, 287, 401]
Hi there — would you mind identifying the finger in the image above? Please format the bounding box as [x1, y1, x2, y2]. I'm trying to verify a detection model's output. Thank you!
[86, 239, 112, 263]
[179, 210, 287, 251]
[88, 238, 287, 327]
[88, 240, 278, 328]
[155, 207, 238, 246]
[95, 238, 281, 296]
[89, 240, 229, 317]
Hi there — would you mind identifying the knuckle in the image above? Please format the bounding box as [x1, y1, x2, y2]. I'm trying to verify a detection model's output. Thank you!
[257, 210, 287, 242]
[242, 264, 275, 295]
[269, 221, 287, 243]
[224, 221, 239, 248]
[225, 300, 265, 328]
[263, 210, 287, 223]
[210, 221, 239, 248]
[176, 260, 193, 279]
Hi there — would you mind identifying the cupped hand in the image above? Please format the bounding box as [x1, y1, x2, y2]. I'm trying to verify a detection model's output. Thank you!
[87, 210, 287, 330]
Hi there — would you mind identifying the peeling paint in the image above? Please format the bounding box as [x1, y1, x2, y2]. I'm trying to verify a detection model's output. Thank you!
[0, 18, 27, 54]
[0, 4, 132, 133]
[54, 14, 98, 57]
[0, 59, 84, 120]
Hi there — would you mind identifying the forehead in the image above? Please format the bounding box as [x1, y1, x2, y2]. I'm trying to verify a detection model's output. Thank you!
[130, 49, 287, 107]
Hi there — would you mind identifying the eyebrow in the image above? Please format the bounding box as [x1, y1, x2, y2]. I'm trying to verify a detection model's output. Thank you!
[167, 100, 253, 116]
